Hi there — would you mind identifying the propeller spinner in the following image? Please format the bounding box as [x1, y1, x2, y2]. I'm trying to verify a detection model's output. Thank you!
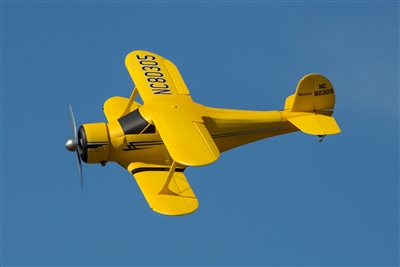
[65, 104, 83, 189]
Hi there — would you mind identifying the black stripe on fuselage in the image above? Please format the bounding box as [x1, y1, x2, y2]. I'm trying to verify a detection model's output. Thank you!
[87, 142, 108, 149]
[122, 140, 164, 151]
[129, 141, 163, 145]
[131, 167, 185, 175]
[211, 126, 288, 139]
[124, 127, 288, 152]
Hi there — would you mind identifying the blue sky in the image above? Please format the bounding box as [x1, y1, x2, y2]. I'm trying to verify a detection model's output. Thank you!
[1, 1, 398, 266]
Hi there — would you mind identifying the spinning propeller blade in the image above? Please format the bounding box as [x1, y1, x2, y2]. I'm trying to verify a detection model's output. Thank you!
[69, 104, 77, 138]
[76, 150, 83, 190]
[65, 103, 83, 190]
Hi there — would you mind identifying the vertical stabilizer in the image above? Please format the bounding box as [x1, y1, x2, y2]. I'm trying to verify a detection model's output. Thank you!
[287, 74, 335, 112]
[284, 74, 341, 136]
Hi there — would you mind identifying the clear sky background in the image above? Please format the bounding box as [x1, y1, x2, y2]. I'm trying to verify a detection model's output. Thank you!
[1, 1, 398, 266]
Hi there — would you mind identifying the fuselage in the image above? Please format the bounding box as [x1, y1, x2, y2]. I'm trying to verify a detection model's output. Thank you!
[77, 102, 299, 169]
[204, 106, 298, 153]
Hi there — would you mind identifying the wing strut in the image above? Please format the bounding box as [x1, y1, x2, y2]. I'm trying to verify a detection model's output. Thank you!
[121, 87, 138, 117]
[158, 161, 178, 196]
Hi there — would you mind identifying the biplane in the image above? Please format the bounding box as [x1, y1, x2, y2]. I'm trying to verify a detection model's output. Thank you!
[65, 50, 341, 216]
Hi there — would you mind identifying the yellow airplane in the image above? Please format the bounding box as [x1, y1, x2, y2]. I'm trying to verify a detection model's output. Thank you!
[65, 50, 341, 216]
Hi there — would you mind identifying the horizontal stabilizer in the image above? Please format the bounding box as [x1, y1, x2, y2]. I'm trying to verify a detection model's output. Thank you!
[288, 114, 341, 135]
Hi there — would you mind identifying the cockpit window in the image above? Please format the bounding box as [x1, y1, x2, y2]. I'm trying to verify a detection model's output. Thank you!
[118, 109, 155, 135]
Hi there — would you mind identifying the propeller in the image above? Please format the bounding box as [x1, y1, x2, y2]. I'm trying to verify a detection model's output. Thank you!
[65, 103, 83, 190]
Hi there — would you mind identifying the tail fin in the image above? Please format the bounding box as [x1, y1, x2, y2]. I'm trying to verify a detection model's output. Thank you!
[284, 74, 341, 136]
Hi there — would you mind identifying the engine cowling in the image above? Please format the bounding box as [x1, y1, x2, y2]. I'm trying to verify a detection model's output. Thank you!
[78, 122, 110, 165]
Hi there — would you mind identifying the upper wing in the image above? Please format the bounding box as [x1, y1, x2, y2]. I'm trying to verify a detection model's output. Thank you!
[125, 50, 192, 103]
[126, 162, 198, 216]
[103, 96, 142, 122]
[146, 102, 220, 166]
[125, 50, 220, 166]
[103, 87, 141, 122]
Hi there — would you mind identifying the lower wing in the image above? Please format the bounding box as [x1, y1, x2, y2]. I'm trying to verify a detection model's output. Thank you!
[126, 162, 198, 216]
